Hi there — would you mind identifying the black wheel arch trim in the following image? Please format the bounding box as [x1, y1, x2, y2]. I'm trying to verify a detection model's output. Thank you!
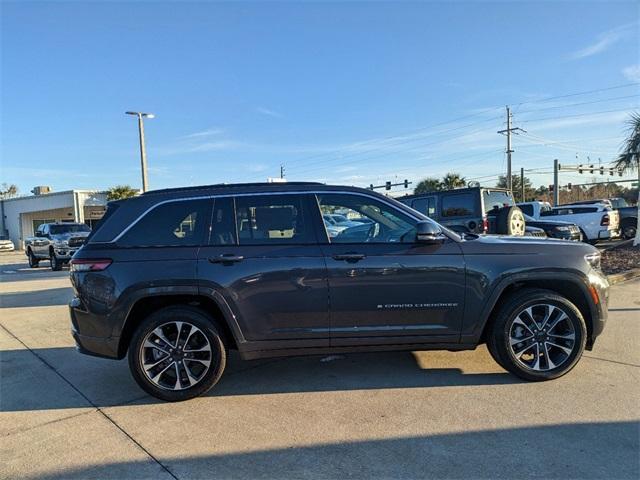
[463, 270, 598, 344]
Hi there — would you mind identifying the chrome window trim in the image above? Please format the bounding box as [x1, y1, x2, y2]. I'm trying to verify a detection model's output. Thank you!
[99, 190, 441, 244]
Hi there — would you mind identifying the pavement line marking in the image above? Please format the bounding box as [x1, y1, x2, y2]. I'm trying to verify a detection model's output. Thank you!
[583, 355, 640, 368]
[0, 322, 179, 480]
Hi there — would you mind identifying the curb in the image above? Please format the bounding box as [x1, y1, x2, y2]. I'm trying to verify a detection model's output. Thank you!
[607, 268, 640, 285]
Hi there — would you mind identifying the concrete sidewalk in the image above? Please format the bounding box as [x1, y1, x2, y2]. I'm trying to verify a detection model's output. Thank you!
[1, 251, 639, 479]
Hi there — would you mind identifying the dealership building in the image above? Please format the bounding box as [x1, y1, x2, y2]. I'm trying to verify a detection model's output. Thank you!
[0, 187, 108, 249]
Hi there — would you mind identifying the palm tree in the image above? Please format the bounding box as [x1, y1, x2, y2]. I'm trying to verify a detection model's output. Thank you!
[441, 172, 466, 190]
[414, 177, 442, 194]
[614, 112, 640, 246]
[106, 185, 139, 201]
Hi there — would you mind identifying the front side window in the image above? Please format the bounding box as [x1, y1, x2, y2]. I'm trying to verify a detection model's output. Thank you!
[317, 193, 417, 244]
[235, 194, 313, 245]
[119, 199, 210, 247]
[441, 193, 475, 217]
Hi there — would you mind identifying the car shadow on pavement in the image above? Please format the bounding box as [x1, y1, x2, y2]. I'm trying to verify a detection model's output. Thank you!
[21, 421, 640, 480]
[1, 347, 519, 412]
[0, 287, 73, 308]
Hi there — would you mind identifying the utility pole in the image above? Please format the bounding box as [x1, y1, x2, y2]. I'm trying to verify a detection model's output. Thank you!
[280, 164, 285, 179]
[125, 111, 155, 193]
[498, 106, 524, 194]
[520, 167, 525, 202]
[553, 159, 559, 206]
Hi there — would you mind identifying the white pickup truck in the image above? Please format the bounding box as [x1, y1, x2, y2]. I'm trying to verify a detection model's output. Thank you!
[518, 201, 620, 244]
[25, 222, 91, 271]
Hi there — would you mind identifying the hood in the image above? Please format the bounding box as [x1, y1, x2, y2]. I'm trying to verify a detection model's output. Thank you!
[459, 233, 595, 256]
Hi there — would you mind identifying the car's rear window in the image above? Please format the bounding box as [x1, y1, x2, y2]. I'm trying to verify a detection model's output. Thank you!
[519, 204, 534, 216]
[483, 190, 514, 214]
[441, 193, 475, 217]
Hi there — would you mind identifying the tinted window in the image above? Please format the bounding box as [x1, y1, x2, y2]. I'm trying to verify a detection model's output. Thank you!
[210, 197, 236, 245]
[573, 207, 598, 213]
[50, 224, 91, 235]
[412, 197, 436, 218]
[317, 193, 417, 244]
[119, 199, 210, 247]
[540, 209, 556, 217]
[441, 193, 475, 217]
[483, 190, 514, 214]
[519, 204, 533, 216]
[235, 194, 313, 245]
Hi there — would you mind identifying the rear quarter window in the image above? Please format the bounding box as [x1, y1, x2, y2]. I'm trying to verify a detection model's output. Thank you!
[441, 193, 475, 217]
[483, 190, 514, 214]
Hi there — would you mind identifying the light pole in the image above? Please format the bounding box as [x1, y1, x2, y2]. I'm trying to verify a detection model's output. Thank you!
[125, 111, 155, 192]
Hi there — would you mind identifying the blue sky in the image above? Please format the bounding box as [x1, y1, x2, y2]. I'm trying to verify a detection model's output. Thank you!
[2, 1, 639, 195]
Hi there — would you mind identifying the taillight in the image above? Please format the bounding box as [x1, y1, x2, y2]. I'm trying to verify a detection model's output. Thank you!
[482, 216, 489, 233]
[600, 214, 609, 226]
[69, 258, 112, 272]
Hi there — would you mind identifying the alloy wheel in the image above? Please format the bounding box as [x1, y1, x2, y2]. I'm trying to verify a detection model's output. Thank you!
[508, 303, 576, 371]
[139, 321, 213, 390]
[510, 211, 525, 236]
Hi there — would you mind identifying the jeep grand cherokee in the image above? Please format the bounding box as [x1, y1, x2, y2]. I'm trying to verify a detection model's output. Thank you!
[69, 182, 609, 401]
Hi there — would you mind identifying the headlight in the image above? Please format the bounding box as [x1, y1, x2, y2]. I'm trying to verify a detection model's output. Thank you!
[584, 252, 601, 270]
[554, 226, 570, 232]
[53, 240, 68, 247]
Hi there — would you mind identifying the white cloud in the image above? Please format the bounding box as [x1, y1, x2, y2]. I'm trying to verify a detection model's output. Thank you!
[569, 23, 636, 60]
[622, 64, 640, 82]
[181, 128, 224, 139]
[256, 106, 283, 118]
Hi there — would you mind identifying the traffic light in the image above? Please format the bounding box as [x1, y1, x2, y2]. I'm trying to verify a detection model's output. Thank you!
[619, 169, 623, 177]
[549, 184, 554, 192]
[599, 166, 604, 175]
[609, 168, 614, 176]
[404, 179, 409, 189]
[369, 184, 374, 190]
[578, 164, 583, 174]
[589, 165, 594, 174]
[567, 183, 572, 191]
[385, 181, 391, 191]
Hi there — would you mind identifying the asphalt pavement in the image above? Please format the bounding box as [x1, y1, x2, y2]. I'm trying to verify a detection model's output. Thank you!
[1, 251, 638, 479]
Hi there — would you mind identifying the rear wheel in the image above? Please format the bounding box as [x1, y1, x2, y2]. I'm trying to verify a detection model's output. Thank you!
[486, 289, 586, 381]
[621, 220, 637, 240]
[27, 249, 39, 268]
[128, 306, 227, 402]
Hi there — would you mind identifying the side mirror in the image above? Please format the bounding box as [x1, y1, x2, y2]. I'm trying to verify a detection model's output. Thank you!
[416, 221, 446, 244]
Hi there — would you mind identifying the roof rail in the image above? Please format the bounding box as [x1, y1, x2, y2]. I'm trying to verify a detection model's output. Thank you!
[142, 181, 324, 195]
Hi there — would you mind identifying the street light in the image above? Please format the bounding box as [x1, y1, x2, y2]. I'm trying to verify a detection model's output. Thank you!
[125, 111, 154, 192]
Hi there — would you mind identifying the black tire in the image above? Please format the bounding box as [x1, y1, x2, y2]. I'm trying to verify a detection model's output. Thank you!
[486, 288, 586, 381]
[50, 251, 62, 271]
[621, 219, 637, 240]
[496, 206, 526, 236]
[128, 306, 227, 402]
[27, 249, 39, 268]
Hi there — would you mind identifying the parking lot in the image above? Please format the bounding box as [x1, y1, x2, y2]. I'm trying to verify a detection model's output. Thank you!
[1, 250, 639, 479]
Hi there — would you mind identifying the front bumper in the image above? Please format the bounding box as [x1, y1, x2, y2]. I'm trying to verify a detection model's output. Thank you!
[54, 247, 80, 259]
[586, 269, 610, 349]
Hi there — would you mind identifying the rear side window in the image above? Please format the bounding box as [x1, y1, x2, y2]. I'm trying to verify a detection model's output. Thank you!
[519, 204, 533, 216]
[210, 197, 236, 245]
[118, 199, 210, 247]
[411, 197, 436, 218]
[235, 194, 313, 245]
[441, 193, 475, 217]
[483, 190, 514, 214]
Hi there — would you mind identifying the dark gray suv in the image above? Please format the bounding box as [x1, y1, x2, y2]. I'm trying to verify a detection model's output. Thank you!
[69, 182, 609, 401]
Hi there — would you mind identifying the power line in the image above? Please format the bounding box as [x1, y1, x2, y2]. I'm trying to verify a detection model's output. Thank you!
[520, 107, 633, 123]
[517, 94, 640, 114]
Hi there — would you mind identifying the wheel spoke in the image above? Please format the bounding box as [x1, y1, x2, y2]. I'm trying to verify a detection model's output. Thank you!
[510, 334, 534, 346]
[143, 354, 169, 371]
[545, 340, 573, 356]
[152, 327, 175, 350]
[184, 343, 211, 353]
[546, 313, 568, 333]
[548, 332, 575, 341]
[185, 357, 211, 368]
[151, 361, 175, 383]
[539, 305, 556, 330]
[542, 342, 556, 369]
[513, 316, 534, 335]
[144, 339, 170, 356]
[531, 343, 541, 370]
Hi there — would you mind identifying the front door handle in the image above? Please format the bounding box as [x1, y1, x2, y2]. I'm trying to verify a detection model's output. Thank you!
[208, 254, 244, 264]
[332, 253, 366, 262]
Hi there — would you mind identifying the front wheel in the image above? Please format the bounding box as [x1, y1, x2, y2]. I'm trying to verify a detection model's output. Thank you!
[486, 289, 586, 381]
[28, 249, 39, 268]
[50, 252, 62, 271]
[128, 306, 227, 401]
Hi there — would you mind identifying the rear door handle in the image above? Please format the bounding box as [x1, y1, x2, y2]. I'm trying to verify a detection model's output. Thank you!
[208, 254, 244, 264]
[332, 253, 366, 262]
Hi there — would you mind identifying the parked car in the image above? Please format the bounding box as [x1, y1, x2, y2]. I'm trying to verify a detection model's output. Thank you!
[69, 182, 609, 401]
[517, 205, 582, 241]
[561, 198, 637, 239]
[519, 201, 619, 245]
[400, 187, 526, 236]
[0, 236, 15, 252]
[25, 222, 91, 270]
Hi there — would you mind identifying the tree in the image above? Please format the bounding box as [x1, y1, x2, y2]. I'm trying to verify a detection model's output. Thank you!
[106, 185, 139, 201]
[441, 172, 466, 190]
[0, 183, 18, 199]
[414, 177, 442, 194]
[614, 112, 640, 246]
[496, 175, 533, 202]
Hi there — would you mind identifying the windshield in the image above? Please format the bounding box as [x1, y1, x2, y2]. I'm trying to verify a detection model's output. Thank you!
[50, 224, 91, 235]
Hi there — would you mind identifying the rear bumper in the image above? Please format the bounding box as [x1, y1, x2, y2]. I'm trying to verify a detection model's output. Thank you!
[69, 297, 120, 359]
[597, 229, 620, 240]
